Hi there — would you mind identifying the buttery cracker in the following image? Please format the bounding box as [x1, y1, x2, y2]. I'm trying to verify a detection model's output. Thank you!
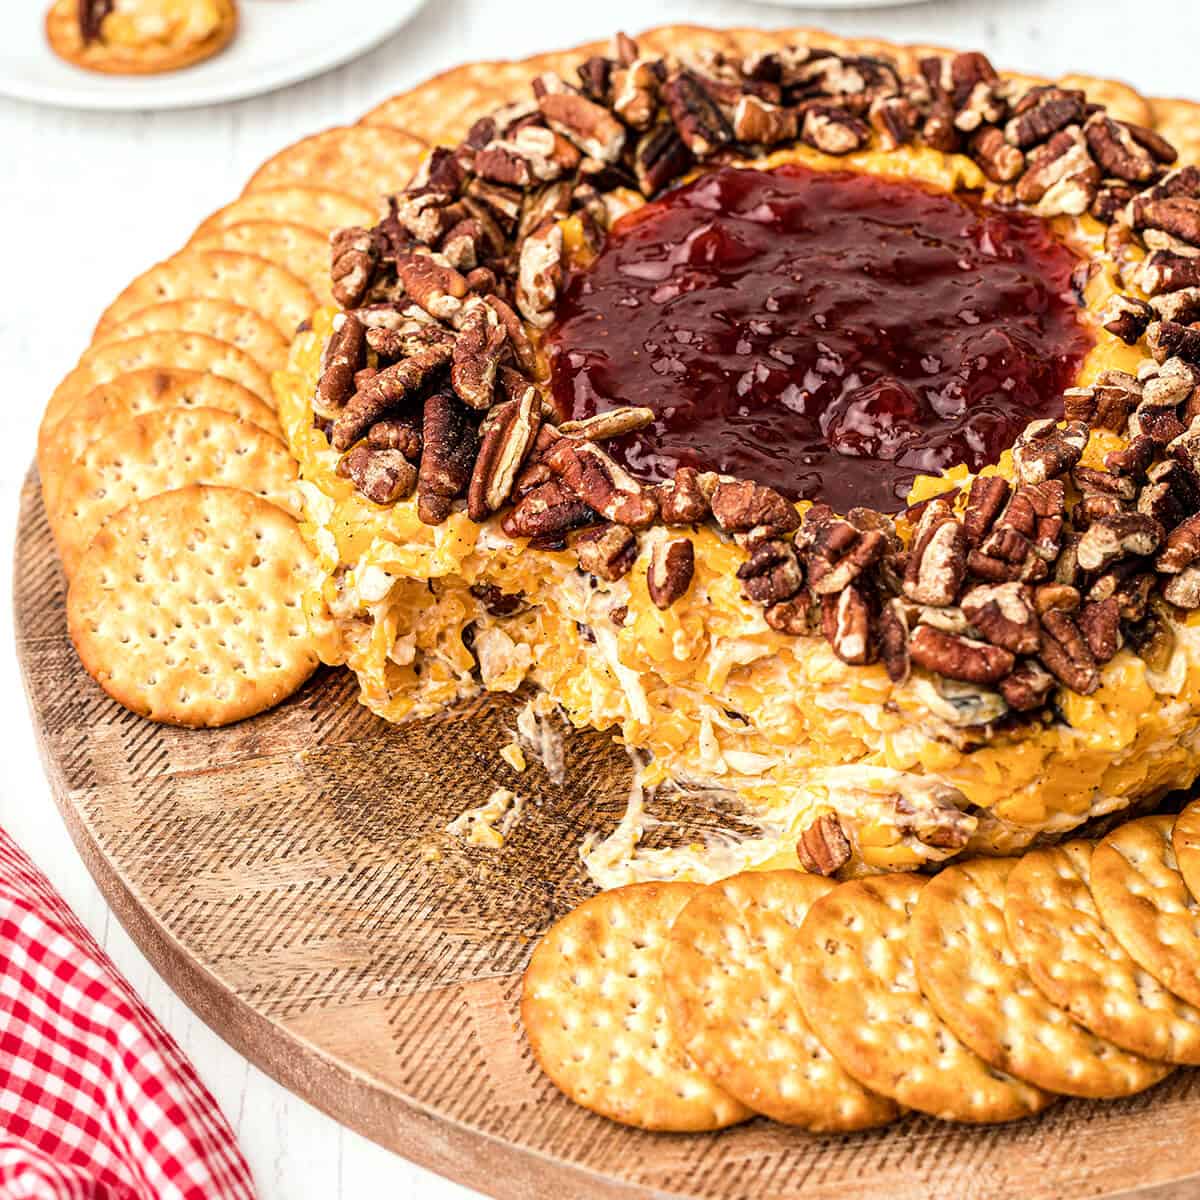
[191, 222, 335, 308]
[94, 250, 316, 342]
[51, 406, 298, 577]
[794, 873, 1053, 1123]
[664, 871, 899, 1130]
[1173, 797, 1200, 900]
[521, 881, 753, 1132]
[191, 187, 375, 241]
[93, 298, 289, 374]
[67, 485, 318, 726]
[1151, 98, 1200, 167]
[244, 126, 428, 206]
[1006, 841, 1200, 1064]
[1092, 815, 1200, 1010]
[39, 368, 280, 514]
[912, 856, 1171, 1099]
[1057, 74, 1152, 127]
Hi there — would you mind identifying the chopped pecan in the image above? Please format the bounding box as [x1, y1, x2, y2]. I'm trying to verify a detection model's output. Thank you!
[1105, 433, 1156, 476]
[336, 445, 417, 506]
[539, 91, 625, 162]
[451, 300, 507, 410]
[661, 70, 734, 157]
[1034, 582, 1081, 614]
[796, 813, 851, 877]
[502, 479, 596, 542]
[804, 514, 886, 595]
[1158, 511, 1200, 572]
[869, 95, 919, 150]
[467, 387, 541, 521]
[612, 59, 661, 130]
[314, 312, 366, 421]
[903, 499, 966, 605]
[417, 390, 478, 525]
[546, 437, 658, 528]
[574, 523, 638, 582]
[736, 539, 804, 605]
[909, 624, 1014, 684]
[1091, 182, 1137, 224]
[969, 127, 1024, 182]
[1012, 419, 1088, 484]
[765, 594, 818, 637]
[390, 187, 458, 246]
[894, 785, 973, 852]
[1148, 320, 1200, 366]
[823, 585, 872, 665]
[961, 582, 1039, 655]
[1138, 250, 1200, 296]
[657, 466, 714, 525]
[961, 476, 1010, 546]
[1088, 557, 1154, 621]
[367, 415, 422, 459]
[330, 227, 380, 309]
[1084, 114, 1161, 183]
[1073, 465, 1138, 503]
[1075, 511, 1163, 571]
[1101, 295, 1154, 345]
[1078, 597, 1122, 662]
[515, 222, 564, 330]
[1014, 128, 1098, 216]
[1151, 288, 1200, 325]
[1005, 86, 1086, 149]
[801, 104, 871, 155]
[464, 178, 524, 235]
[711, 479, 800, 536]
[633, 124, 694, 195]
[558, 407, 656, 441]
[732, 95, 798, 145]
[999, 660, 1057, 711]
[1165, 564, 1200, 608]
[366, 320, 455, 362]
[480, 295, 537, 377]
[877, 598, 910, 684]
[647, 537, 695, 609]
[1132, 196, 1200, 247]
[394, 252, 468, 321]
[1040, 610, 1099, 694]
[331, 342, 452, 452]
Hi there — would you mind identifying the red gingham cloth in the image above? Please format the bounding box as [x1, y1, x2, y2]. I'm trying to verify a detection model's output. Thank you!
[0, 828, 256, 1200]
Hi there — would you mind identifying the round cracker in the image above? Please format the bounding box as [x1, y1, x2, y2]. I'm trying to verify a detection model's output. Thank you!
[1006, 841, 1200, 1064]
[51, 406, 298, 577]
[663, 871, 899, 1131]
[1151, 98, 1200, 166]
[93, 298, 289, 374]
[39, 367, 280, 515]
[243, 126, 427, 206]
[191, 187, 377, 241]
[190, 221, 334, 308]
[794, 873, 1053, 1124]
[1093, 815, 1200, 1011]
[67, 485, 318, 727]
[912, 857, 1170, 1099]
[94, 250, 316, 343]
[1173, 796, 1200, 899]
[45, 0, 236, 76]
[1058, 73, 1152, 127]
[521, 881, 753, 1132]
[40, 331, 273, 445]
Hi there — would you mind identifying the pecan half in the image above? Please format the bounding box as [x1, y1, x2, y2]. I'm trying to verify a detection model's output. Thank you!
[558, 407, 656, 441]
[515, 222, 564, 329]
[1084, 114, 1162, 183]
[736, 539, 804, 605]
[313, 312, 366, 421]
[1012, 419, 1088, 484]
[661, 70, 735, 157]
[575, 523, 638, 582]
[1075, 512, 1163, 571]
[823, 585, 872, 665]
[395, 252, 469, 321]
[330, 227, 380, 309]
[961, 476, 1011, 546]
[961, 582, 1039, 655]
[970, 127, 1024, 183]
[894, 786, 973, 852]
[801, 104, 871, 155]
[1159, 512, 1200, 573]
[336, 445, 417, 506]
[877, 598, 910, 684]
[710, 479, 800, 536]
[796, 813, 851, 876]
[633, 124, 694, 195]
[733, 95, 798, 145]
[803, 512, 886, 595]
[367, 415, 422, 459]
[1101, 295, 1155, 345]
[502, 479, 596, 542]
[1040, 610, 1099, 693]
[417, 390, 478, 525]
[765, 595, 819, 636]
[1014, 128, 1098, 216]
[657, 466, 715, 525]
[1138, 250, 1200, 296]
[451, 300, 507, 409]
[1133, 196, 1200, 247]
[903, 499, 966, 605]
[467, 387, 541, 521]
[612, 59, 662, 130]
[539, 91, 626, 162]
[1164, 564, 1200, 608]
[647, 537, 695, 609]
[909, 624, 1014, 684]
[546, 438, 658, 529]
[1078, 597, 1122, 662]
[1005, 86, 1086, 149]
[999, 660, 1057, 711]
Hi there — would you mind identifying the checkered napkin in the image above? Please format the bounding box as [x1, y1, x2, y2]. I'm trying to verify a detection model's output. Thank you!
[0, 828, 256, 1200]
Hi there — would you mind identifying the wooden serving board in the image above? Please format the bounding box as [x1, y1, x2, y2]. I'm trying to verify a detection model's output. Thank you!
[15, 466, 1200, 1200]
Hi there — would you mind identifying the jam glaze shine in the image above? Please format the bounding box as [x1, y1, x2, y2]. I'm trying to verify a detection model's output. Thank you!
[547, 164, 1094, 514]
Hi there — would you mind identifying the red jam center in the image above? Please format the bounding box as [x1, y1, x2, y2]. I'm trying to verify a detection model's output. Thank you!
[547, 163, 1094, 513]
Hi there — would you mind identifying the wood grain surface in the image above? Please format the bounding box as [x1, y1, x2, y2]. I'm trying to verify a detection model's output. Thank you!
[15, 466, 1200, 1200]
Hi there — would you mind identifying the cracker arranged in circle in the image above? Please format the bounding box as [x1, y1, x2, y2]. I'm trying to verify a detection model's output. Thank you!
[93, 298, 289, 374]
[1173, 796, 1200, 900]
[663, 871, 899, 1131]
[45, 0, 237, 76]
[40, 331, 274, 443]
[191, 222, 335, 308]
[521, 881, 753, 1132]
[1151, 98, 1200, 166]
[67, 485, 318, 727]
[794, 873, 1053, 1123]
[191, 186, 376, 241]
[912, 857, 1171, 1099]
[1058, 73, 1152, 127]
[51, 406, 298, 577]
[1006, 841, 1200, 1064]
[39, 367, 280, 515]
[1093, 815, 1200, 1011]
[94, 250, 316, 343]
[243, 126, 427, 206]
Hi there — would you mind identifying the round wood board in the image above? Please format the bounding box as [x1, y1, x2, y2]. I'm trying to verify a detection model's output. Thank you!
[17, 463, 1200, 1200]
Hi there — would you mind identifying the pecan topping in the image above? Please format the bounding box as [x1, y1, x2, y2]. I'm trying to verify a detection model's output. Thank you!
[331, 342, 452, 452]
[1101, 295, 1155, 345]
[1133, 196, 1200, 247]
[1075, 512, 1163, 571]
[710, 480, 799, 536]
[1138, 250, 1200, 296]
[1149, 320, 1200, 366]
[1078, 597, 1122, 662]
[1005, 86, 1085, 149]
[1160, 512, 1200, 573]
[661, 70, 734, 157]
[796, 813, 851, 877]
[558, 407, 656, 441]
[367, 415, 421, 460]
[337, 445, 418, 506]
[1085, 115, 1162, 183]
[417, 391, 478, 525]
[1040, 610, 1100, 694]
[575, 524, 638, 582]
[1034, 582, 1081, 614]
[647, 537, 695, 609]
[961, 582, 1039, 655]
[657, 466, 714, 525]
[395, 252, 468, 321]
[903, 499, 966, 605]
[894, 786, 973, 852]
[733, 95, 798, 145]
[969, 127, 1024, 183]
[471, 583, 524, 617]
[909, 624, 1014, 684]
[803, 512, 886, 595]
[467, 387, 541, 521]
[1014, 129, 1098, 216]
[823, 585, 872, 665]
[633, 124, 693, 196]
[451, 300, 507, 410]
[736, 539, 804, 605]
[877, 598, 910, 684]
[801, 105, 871, 155]
[515, 222, 564, 329]
[1164, 564, 1200, 608]
[502, 480, 595, 542]
[999, 660, 1057, 711]
[1012, 419, 1087, 484]
[539, 91, 626, 162]
[961, 476, 1010, 546]
[546, 438, 658, 529]
[313, 312, 366, 421]
[612, 59, 662, 130]
[330, 227, 379, 309]
[765, 595, 818, 637]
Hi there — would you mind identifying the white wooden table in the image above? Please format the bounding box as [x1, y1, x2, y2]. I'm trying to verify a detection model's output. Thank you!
[2, 0, 1198, 1195]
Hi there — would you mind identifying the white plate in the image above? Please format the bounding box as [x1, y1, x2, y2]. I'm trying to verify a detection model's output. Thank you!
[752, 0, 934, 8]
[0, 0, 426, 111]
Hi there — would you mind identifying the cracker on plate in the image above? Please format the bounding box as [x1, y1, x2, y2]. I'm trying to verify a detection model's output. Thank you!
[1006, 841, 1200, 1064]
[521, 881, 754, 1132]
[50, 406, 298, 577]
[795, 873, 1054, 1124]
[67, 485, 319, 727]
[191, 222, 335, 309]
[663, 870, 899, 1130]
[191, 187, 376, 241]
[912, 856, 1171, 1099]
